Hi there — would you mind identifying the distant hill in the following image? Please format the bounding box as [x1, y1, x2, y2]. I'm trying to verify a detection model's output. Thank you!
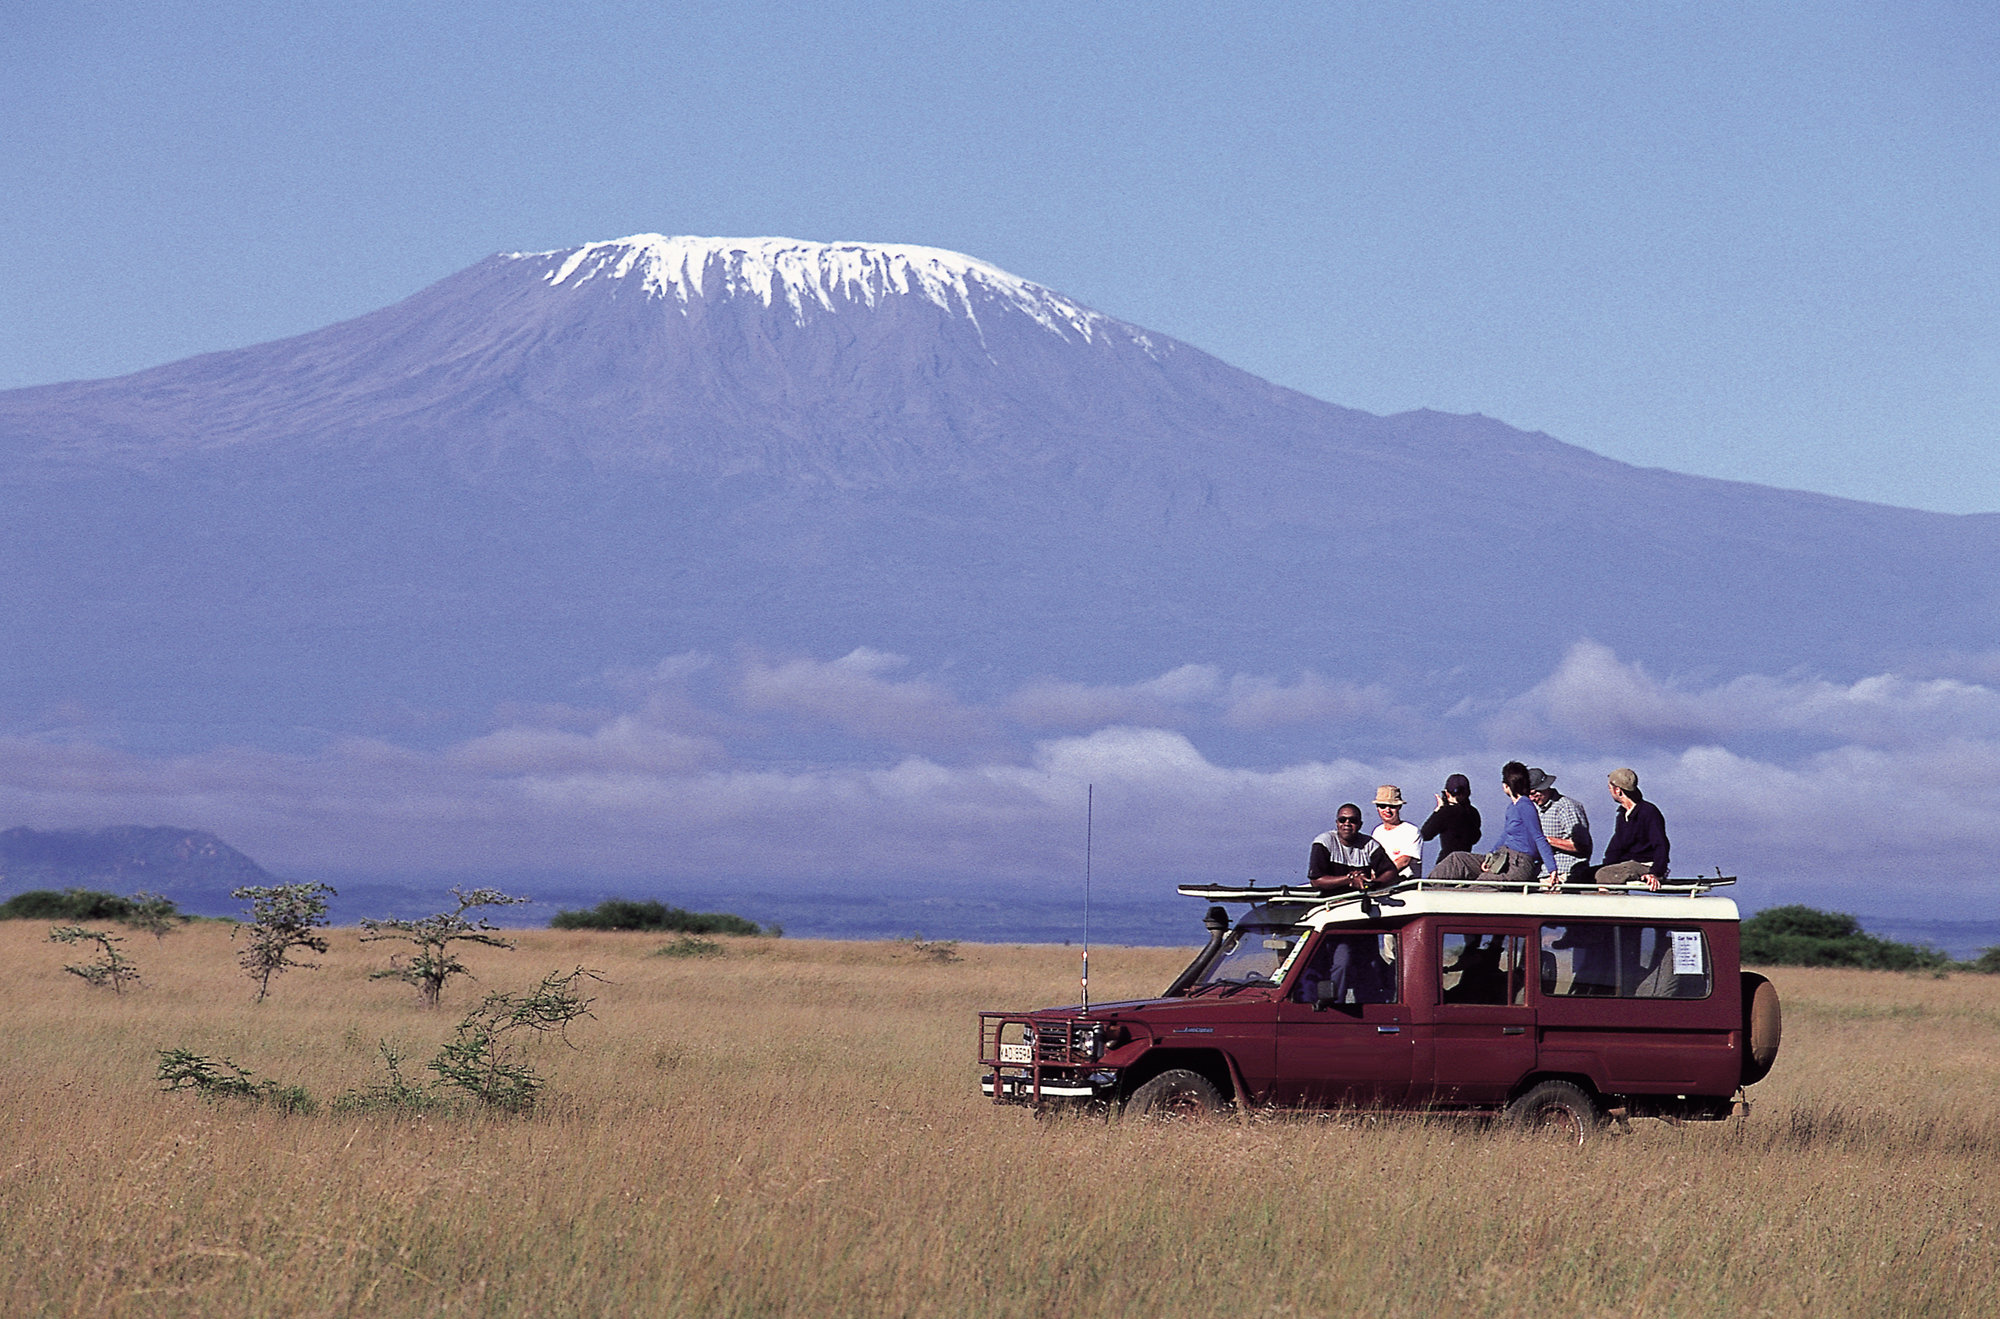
[0, 826, 273, 895]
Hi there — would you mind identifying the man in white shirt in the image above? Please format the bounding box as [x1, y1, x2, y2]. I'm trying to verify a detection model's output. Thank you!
[1371, 785, 1423, 879]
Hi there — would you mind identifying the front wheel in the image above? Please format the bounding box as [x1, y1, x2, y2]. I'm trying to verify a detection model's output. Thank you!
[1504, 1080, 1606, 1144]
[1122, 1068, 1224, 1121]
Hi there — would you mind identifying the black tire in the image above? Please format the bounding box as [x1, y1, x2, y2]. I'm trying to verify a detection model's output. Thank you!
[1122, 1068, 1224, 1121]
[1505, 1080, 1607, 1144]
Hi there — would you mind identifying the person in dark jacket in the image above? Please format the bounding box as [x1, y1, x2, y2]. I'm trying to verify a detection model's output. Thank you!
[1427, 762, 1557, 884]
[1595, 767, 1671, 890]
[1420, 773, 1482, 861]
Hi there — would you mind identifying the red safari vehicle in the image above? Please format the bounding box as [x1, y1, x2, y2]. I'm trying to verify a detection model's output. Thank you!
[977, 876, 1782, 1136]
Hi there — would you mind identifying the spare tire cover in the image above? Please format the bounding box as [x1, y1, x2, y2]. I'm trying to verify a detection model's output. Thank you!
[1742, 972, 1782, 1085]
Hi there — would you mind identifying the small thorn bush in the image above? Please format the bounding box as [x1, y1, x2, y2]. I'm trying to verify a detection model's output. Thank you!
[49, 925, 142, 993]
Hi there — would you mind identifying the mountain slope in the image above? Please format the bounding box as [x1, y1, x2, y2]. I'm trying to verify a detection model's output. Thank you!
[0, 826, 273, 895]
[1, 235, 1995, 754]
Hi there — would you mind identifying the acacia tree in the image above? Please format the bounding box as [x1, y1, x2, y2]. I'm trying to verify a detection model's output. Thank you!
[126, 891, 185, 941]
[359, 887, 528, 1007]
[231, 882, 336, 1002]
[49, 925, 142, 993]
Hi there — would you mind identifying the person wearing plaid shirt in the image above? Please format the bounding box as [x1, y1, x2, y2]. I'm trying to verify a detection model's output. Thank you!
[1527, 768, 1591, 888]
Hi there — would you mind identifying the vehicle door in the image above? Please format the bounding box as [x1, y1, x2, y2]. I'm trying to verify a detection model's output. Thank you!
[1427, 926, 1534, 1105]
[1271, 927, 1413, 1106]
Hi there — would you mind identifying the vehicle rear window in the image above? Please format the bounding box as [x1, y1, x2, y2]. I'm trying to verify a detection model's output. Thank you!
[1540, 924, 1713, 999]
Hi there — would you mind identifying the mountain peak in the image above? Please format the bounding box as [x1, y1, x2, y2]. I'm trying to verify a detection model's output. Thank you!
[507, 234, 1124, 345]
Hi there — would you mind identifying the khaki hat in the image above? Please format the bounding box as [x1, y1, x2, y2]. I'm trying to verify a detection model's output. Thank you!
[1608, 767, 1639, 793]
[1374, 785, 1405, 808]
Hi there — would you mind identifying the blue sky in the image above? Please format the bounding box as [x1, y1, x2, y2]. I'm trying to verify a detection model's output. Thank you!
[4, 0, 1996, 512]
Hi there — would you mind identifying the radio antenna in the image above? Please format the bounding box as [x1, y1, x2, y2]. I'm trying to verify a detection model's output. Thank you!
[1082, 783, 1093, 1014]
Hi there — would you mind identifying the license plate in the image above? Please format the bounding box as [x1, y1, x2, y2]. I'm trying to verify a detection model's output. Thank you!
[999, 1043, 1033, 1063]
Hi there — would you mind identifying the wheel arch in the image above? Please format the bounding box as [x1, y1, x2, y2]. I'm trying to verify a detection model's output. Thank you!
[1506, 1070, 1607, 1107]
[1116, 1048, 1237, 1105]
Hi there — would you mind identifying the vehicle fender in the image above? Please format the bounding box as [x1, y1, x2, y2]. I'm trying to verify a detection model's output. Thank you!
[1527, 1049, 1611, 1099]
[1117, 1048, 1236, 1105]
[1507, 1070, 1605, 1105]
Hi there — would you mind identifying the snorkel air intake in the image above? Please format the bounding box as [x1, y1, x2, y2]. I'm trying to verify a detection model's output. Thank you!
[1163, 905, 1232, 997]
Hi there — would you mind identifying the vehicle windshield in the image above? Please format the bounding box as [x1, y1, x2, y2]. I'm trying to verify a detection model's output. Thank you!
[1194, 922, 1304, 988]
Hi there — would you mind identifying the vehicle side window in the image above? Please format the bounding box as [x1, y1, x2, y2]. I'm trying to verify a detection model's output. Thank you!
[1292, 932, 1399, 1006]
[1540, 924, 1712, 999]
[1439, 933, 1525, 1005]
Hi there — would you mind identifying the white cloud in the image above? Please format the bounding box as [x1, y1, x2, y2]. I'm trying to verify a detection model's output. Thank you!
[1491, 640, 2000, 750]
[1221, 671, 1405, 731]
[7, 643, 2000, 916]
[450, 716, 724, 775]
[737, 648, 997, 750]
[1007, 664, 1222, 728]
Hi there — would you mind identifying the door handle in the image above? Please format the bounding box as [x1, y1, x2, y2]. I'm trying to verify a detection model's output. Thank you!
[1377, 1026, 1400, 1034]
[1501, 1026, 1526, 1036]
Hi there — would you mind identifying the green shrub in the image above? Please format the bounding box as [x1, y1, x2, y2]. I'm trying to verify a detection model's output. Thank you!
[651, 934, 724, 958]
[549, 898, 767, 936]
[1967, 947, 2000, 975]
[156, 1049, 316, 1115]
[1, 889, 135, 921]
[428, 967, 603, 1113]
[1741, 904, 1953, 971]
[898, 933, 962, 964]
[333, 1042, 442, 1114]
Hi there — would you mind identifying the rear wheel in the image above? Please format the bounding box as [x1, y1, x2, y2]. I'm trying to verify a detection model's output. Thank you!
[1123, 1068, 1224, 1121]
[1505, 1080, 1606, 1144]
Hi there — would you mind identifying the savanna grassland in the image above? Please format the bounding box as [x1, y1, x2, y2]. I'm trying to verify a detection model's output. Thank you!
[3, 920, 1997, 1318]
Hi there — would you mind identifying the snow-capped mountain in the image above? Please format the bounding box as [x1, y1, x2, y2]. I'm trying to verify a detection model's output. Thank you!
[530, 235, 1127, 343]
[1, 235, 1996, 758]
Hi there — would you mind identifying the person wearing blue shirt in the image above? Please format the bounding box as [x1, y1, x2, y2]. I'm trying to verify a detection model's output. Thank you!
[1426, 762, 1558, 886]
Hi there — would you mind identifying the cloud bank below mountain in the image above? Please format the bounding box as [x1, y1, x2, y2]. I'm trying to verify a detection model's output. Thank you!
[4, 641, 1992, 919]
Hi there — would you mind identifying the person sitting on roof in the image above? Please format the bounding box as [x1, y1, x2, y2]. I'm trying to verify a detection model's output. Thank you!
[1595, 767, 1672, 890]
[1371, 785, 1423, 878]
[1426, 761, 1559, 885]
[1527, 767, 1591, 889]
[1420, 772, 1482, 861]
[1308, 804, 1398, 892]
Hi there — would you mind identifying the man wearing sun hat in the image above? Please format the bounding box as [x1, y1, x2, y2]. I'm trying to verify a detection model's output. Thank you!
[1526, 768, 1591, 889]
[1597, 767, 1671, 890]
[1371, 785, 1423, 879]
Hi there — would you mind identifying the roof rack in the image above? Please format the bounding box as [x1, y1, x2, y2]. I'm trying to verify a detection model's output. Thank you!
[1177, 872, 1737, 907]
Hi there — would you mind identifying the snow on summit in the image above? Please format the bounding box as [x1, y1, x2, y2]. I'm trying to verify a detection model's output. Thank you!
[511, 235, 1123, 344]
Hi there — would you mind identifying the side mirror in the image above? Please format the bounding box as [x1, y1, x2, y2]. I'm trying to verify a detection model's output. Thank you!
[1314, 980, 1343, 1010]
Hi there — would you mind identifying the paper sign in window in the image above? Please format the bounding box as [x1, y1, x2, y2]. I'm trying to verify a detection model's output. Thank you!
[1671, 931, 1704, 974]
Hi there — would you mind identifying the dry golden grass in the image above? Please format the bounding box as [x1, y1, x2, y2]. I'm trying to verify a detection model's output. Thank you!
[2, 920, 1997, 1318]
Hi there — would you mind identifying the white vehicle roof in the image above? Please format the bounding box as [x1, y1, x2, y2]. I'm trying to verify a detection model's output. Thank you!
[1178, 877, 1741, 928]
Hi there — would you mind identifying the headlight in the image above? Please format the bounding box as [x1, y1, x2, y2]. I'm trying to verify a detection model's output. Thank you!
[1074, 1023, 1113, 1060]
